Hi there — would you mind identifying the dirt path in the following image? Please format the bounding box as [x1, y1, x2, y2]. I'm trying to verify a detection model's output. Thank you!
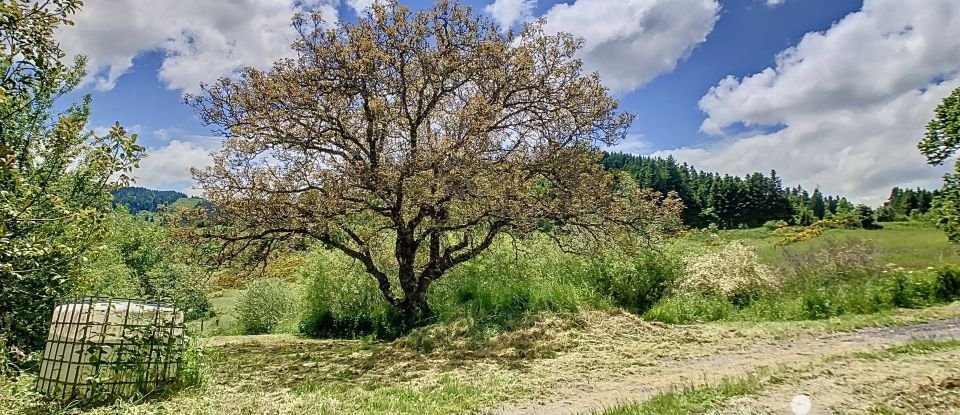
[493, 318, 960, 415]
[716, 347, 960, 414]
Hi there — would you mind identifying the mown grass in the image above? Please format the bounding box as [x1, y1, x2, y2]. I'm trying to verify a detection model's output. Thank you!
[850, 339, 960, 360]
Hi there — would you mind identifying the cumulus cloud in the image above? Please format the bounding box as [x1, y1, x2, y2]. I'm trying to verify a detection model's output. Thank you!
[57, 0, 338, 93]
[540, 0, 719, 92]
[132, 139, 217, 196]
[764, 0, 785, 7]
[485, 0, 536, 28]
[659, 0, 960, 204]
[345, 0, 376, 14]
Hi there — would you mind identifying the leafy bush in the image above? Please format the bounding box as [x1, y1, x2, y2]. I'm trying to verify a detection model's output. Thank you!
[935, 266, 960, 302]
[299, 250, 402, 339]
[885, 269, 938, 309]
[79, 211, 212, 319]
[587, 250, 683, 314]
[236, 278, 298, 335]
[678, 241, 778, 305]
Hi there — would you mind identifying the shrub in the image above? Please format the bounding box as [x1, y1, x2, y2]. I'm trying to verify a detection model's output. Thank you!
[677, 241, 778, 305]
[587, 250, 683, 314]
[884, 269, 937, 309]
[299, 250, 402, 339]
[935, 266, 960, 302]
[801, 290, 833, 320]
[144, 263, 212, 320]
[236, 278, 298, 334]
[77, 211, 212, 320]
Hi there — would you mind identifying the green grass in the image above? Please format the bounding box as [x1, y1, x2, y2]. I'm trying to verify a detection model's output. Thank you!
[671, 222, 959, 268]
[169, 197, 207, 210]
[593, 372, 768, 415]
[645, 223, 960, 325]
[187, 288, 244, 336]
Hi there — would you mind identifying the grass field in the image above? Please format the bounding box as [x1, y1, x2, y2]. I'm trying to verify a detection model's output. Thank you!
[678, 222, 960, 269]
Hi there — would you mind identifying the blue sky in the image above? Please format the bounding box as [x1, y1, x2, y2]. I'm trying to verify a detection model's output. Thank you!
[56, 0, 960, 204]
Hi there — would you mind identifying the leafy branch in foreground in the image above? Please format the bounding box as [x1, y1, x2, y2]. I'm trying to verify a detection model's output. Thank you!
[919, 86, 960, 242]
[1, 0, 145, 358]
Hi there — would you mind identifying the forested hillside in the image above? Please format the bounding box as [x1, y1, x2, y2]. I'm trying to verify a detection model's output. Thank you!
[112, 187, 189, 213]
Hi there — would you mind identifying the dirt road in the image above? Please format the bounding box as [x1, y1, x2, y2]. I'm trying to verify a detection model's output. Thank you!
[495, 318, 960, 415]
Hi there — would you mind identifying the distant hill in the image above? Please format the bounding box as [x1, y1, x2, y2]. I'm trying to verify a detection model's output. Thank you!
[112, 187, 209, 213]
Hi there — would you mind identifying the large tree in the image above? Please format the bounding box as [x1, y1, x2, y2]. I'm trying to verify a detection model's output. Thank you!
[1, 0, 143, 357]
[919, 86, 960, 242]
[186, 0, 682, 323]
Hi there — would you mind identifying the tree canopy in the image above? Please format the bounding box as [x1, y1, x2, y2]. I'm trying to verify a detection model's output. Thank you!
[185, 0, 682, 322]
[919, 86, 960, 242]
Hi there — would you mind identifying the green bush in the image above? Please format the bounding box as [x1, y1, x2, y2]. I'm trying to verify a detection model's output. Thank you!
[885, 270, 937, 309]
[299, 250, 402, 339]
[935, 266, 960, 301]
[236, 278, 298, 335]
[78, 211, 212, 320]
[586, 250, 683, 314]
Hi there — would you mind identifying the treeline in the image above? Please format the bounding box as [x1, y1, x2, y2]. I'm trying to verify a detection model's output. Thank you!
[602, 153, 858, 229]
[877, 187, 938, 221]
[112, 187, 188, 213]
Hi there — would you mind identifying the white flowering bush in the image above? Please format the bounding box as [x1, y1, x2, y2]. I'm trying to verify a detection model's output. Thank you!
[678, 241, 779, 304]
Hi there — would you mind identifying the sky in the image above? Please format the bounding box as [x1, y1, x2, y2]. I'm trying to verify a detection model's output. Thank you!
[54, 0, 960, 205]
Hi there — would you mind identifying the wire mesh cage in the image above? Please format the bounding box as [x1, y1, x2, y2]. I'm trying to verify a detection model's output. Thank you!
[36, 297, 187, 402]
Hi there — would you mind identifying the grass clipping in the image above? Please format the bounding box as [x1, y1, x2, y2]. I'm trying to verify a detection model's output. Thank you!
[390, 310, 666, 361]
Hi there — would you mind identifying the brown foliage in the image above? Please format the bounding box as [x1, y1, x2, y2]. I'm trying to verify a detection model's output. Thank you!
[182, 0, 682, 319]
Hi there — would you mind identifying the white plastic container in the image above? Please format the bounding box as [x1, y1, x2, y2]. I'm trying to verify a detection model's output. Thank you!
[37, 300, 185, 400]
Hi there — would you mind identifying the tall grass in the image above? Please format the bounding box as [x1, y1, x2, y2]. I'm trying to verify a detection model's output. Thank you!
[297, 237, 680, 339]
[645, 238, 960, 325]
[290, 226, 960, 337]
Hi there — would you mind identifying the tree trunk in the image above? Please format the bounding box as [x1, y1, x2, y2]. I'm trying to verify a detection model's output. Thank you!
[398, 290, 432, 327]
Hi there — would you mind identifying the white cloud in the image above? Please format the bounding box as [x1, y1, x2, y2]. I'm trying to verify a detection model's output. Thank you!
[764, 0, 785, 7]
[659, 0, 960, 204]
[540, 0, 719, 92]
[606, 133, 651, 155]
[57, 0, 338, 93]
[485, 0, 536, 28]
[131, 138, 218, 196]
[345, 0, 376, 14]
